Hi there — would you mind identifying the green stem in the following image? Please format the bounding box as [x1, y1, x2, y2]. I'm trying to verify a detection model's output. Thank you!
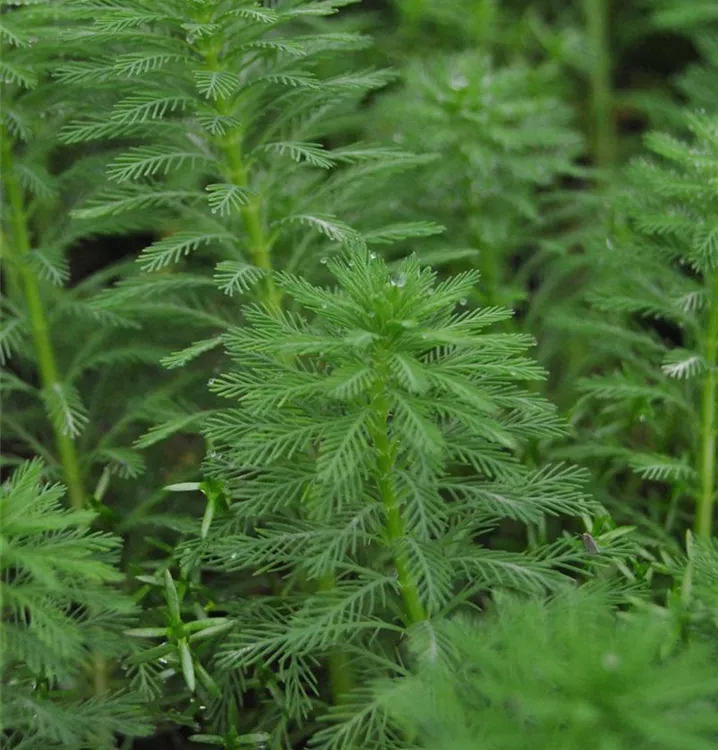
[203, 45, 281, 311]
[0, 227, 23, 301]
[1, 133, 85, 510]
[318, 571, 353, 702]
[583, 0, 616, 170]
[221, 138, 282, 311]
[696, 272, 718, 538]
[369, 385, 427, 626]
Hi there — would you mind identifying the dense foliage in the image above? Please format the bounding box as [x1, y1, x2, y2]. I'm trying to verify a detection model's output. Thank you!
[2, 1, 718, 748]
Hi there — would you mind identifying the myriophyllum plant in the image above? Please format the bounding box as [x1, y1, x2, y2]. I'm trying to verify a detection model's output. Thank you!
[1, 0, 213, 504]
[173, 247, 593, 748]
[0, 460, 151, 749]
[554, 112, 718, 539]
[62, 0, 438, 307]
[60, 0, 444, 455]
[369, 50, 583, 310]
[378, 584, 718, 750]
[2, 0, 92, 508]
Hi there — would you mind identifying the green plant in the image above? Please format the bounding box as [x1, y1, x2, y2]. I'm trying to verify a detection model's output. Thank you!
[369, 51, 584, 310]
[379, 584, 718, 750]
[0, 0, 219, 505]
[57, 0, 453, 461]
[62, 0, 441, 297]
[163, 247, 596, 748]
[0, 459, 151, 748]
[550, 112, 718, 540]
[2, 0, 95, 508]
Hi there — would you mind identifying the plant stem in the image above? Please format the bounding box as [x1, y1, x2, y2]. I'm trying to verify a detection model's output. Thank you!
[225, 147, 282, 312]
[318, 571, 353, 702]
[1, 132, 86, 510]
[370, 385, 427, 626]
[583, 0, 616, 171]
[2, 130, 110, 709]
[0, 227, 23, 301]
[696, 272, 718, 538]
[202, 44, 282, 311]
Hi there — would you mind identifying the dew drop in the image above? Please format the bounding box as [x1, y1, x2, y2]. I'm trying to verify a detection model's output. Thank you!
[320, 257, 328, 265]
[208, 378, 215, 386]
[450, 73, 468, 91]
[369, 251, 377, 260]
[321, 303, 328, 309]
[639, 414, 646, 423]
[390, 273, 407, 288]
[459, 297, 468, 306]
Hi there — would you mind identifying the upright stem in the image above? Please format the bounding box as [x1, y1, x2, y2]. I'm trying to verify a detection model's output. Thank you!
[1, 133, 85, 510]
[2, 129, 110, 708]
[0, 227, 23, 301]
[369, 382, 427, 626]
[318, 572, 353, 701]
[202, 44, 282, 312]
[583, 0, 616, 171]
[696, 272, 718, 538]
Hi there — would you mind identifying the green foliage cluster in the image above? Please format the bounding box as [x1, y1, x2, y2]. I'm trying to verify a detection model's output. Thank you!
[0, 460, 151, 748]
[382, 585, 718, 750]
[2, 1, 718, 749]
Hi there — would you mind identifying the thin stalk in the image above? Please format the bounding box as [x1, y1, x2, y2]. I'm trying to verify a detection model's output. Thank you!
[583, 0, 616, 171]
[369, 383, 427, 626]
[0, 227, 23, 301]
[2, 130, 109, 712]
[1, 133, 85, 510]
[202, 44, 281, 311]
[221, 140, 282, 311]
[318, 572, 353, 701]
[696, 272, 718, 538]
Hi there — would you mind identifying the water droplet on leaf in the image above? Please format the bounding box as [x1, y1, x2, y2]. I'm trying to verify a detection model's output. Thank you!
[450, 73, 468, 90]
[390, 273, 407, 288]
